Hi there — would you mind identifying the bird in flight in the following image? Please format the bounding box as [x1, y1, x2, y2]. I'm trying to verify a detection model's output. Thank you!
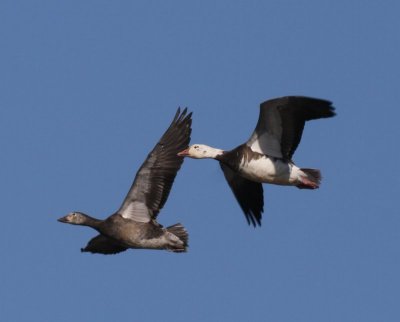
[178, 96, 335, 227]
[58, 108, 192, 254]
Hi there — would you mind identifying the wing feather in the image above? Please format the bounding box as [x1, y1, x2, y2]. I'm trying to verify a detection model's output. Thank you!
[247, 96, 335, 160]
[81, 235, 128, 255]
[118, 108, 192, 222]
[220, 163, 264, 227]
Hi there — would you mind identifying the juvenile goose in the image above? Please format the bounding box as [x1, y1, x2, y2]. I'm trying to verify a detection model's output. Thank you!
[58, 108, 192, 254]
[178, 96, 335, 227]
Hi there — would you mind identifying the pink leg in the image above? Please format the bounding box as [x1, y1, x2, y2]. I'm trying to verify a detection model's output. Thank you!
[296, 177, 319, 189]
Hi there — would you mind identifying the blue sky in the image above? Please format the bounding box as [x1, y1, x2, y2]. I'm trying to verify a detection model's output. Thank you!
[1, 1, 399, 321]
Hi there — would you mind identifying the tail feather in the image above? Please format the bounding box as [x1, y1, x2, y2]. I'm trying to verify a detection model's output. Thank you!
[297, 168, 321, 189]
[166, 223, 189, 253]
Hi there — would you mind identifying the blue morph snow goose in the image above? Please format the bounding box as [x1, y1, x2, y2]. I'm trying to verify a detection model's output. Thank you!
[58, 108, 192, 254]
[178, 96, 335, 227]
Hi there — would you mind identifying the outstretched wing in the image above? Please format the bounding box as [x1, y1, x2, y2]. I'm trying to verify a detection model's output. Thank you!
[247, 96, 335, 161]
[81, 235, 128, 255]
[220, 163, 264, 227]
[117, 108, 192, 222]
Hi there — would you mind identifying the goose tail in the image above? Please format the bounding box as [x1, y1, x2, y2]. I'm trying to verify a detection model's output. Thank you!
[166, 223, 189, 253]
[296, 168, 321, 189]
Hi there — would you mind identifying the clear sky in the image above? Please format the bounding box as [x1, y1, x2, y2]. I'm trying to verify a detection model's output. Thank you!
[1, 1, 399, 321]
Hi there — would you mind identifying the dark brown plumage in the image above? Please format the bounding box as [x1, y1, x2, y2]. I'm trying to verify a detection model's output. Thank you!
[58, 108, 192, 254]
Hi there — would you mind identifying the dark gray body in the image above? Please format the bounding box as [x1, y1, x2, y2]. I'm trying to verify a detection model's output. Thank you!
[58, 108, 192, 254]
[77, 214, 187, 254]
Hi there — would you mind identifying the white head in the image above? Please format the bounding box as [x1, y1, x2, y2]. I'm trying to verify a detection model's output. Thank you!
[177, 144, 223, 159]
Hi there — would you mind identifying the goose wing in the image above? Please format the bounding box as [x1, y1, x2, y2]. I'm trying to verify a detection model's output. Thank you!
[81, 235, 128, 255]
[220, 163, 264, 227]
[117, 108, 192, 223]
[247, 96, 335, 160]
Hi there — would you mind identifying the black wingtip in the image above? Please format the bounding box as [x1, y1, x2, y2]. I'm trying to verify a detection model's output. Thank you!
[244, 211, 262, 227]
[174, 107, 193, 125]
[327, 105, 336, 118]
[317, 100, 336, 119]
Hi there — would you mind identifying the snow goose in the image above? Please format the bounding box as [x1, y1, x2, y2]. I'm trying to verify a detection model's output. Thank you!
[178, 96, 335, 227]
[58, 108, 192, 254]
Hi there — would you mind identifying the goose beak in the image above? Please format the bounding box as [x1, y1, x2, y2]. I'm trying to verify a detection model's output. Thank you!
[57, 215, 69, 223]
[177, 148, 190, 157]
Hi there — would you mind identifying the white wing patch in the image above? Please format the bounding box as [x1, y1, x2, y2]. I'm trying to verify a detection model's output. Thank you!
[120, 201, 151, 222]
[250, 132, 282, 158]
[247, 105, 283, 158]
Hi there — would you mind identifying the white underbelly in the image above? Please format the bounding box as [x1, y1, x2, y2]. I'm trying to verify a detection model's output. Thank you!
[239, 157, 299, 185]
